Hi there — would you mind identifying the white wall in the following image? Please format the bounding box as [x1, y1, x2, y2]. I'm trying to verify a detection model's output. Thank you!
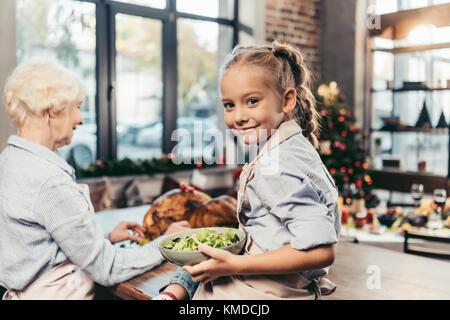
[0, 0, 17, 149]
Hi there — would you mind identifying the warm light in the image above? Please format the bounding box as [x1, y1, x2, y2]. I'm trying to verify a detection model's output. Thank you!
[408, 24, 437, 44]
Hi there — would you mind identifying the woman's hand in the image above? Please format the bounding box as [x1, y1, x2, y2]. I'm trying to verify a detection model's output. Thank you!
[164, 220, 191, 235]
[182, 244, 240, 284]
[108, 221, 146, 244]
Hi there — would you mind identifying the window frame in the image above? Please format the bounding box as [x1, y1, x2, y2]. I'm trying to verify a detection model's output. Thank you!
[74, 0, 240, 160]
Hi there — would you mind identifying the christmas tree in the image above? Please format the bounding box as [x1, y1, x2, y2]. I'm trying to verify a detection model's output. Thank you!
[315, 81, 379, 208]
[415, 100, 432, 128]
[436, 110, 448, 129]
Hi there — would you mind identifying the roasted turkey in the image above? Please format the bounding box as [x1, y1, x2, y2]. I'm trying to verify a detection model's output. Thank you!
[143, 188, 238, 238]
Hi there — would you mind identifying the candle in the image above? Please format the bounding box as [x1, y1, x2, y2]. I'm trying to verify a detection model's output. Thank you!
[355, 212, 367, 228]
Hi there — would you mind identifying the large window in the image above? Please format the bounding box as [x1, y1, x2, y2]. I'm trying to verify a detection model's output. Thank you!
[115, 14, 163, 160]
[16, 0, 97, 168]
[176, 19, 233, 160]
[15, 0, 239, 168]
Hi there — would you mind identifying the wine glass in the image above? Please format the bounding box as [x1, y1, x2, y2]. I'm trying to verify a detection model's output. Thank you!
[429, 188, 446, 229]
[411, 183, 424, 207]
[433, 189, 446, 214]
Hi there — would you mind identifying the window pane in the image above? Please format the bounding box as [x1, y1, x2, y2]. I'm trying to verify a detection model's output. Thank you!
[177, 0, 234, 19]
[16, 0, 97, 169]
[373, 0, 397, 15]
[396, 25, 450, 47]
[372, 91, 393, 129]
[374, 0, 450, 14]
[391, 133, 448, 175]
[372, 51, 394, 129]
[115, 14, 164, 161]
[113, 0, 166, 9]
[177, 18, 233, 162]
[373, 51, 394, 89]
[374, 38, 394, 50]
[390, 48, 449, 175]
[398, 0, 450, 10]
[393, 50, 447, 126]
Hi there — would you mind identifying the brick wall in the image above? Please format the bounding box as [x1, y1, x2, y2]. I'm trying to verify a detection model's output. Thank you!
[265, 0, 321, 83]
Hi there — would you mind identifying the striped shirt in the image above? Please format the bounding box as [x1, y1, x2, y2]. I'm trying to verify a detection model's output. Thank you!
[0, 135, 163, 291]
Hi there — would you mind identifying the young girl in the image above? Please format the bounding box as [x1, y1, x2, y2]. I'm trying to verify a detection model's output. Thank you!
[155, 40, 341, 300]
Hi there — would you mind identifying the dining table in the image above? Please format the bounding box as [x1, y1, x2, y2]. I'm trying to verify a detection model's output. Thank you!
[94, 205, 450, 300]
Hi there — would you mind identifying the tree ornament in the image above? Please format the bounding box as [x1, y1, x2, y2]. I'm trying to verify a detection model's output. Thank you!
[436, 110, 448, 129]
[415, 100, 432, 128]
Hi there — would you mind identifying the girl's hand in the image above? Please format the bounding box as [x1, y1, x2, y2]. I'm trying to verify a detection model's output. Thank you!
[182, 244, 240, 284]
[108, 221, 146, 244]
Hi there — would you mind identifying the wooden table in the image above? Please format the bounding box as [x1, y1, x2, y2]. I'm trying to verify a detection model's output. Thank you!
[103, 240, 450, 300]
[107, 261, 177, 300]
[324, 240, 450, 299]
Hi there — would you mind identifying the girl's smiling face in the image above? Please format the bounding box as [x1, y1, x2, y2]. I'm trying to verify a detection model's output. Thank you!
[221, 64, 295, 144]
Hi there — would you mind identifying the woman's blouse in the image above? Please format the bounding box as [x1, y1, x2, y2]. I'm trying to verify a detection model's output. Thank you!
[0, 135, 164, 290]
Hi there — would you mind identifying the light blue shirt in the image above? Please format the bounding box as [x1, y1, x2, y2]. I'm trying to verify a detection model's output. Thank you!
[243, 132, 341, 281]
[0, 135, 164, 291]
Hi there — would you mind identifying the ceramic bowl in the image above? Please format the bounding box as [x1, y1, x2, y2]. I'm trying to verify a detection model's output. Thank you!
[158, 227, 246, 266]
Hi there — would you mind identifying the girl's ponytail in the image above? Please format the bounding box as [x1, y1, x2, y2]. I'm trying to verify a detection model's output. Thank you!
[271, 41, 320, 148]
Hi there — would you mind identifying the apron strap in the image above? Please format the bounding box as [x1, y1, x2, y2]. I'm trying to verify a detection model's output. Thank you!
[0, 281, 15, 300]
[234, 120, 337, 299]
[236, 119, 302, 225]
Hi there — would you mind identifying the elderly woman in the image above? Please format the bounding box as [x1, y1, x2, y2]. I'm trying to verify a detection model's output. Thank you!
[0, 59, 188, 300]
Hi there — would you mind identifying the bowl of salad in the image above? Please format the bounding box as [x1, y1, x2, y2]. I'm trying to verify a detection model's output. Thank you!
[158, 227, 246, 266]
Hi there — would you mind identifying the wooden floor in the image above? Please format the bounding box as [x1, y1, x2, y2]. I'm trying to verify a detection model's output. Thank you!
[105, 240, 450, 300]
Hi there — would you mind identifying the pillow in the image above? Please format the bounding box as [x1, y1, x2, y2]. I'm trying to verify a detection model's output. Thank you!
[88, 177, 114, 212]
[122, 179, 144, 208]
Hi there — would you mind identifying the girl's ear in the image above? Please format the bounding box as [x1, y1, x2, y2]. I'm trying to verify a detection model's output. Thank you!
[282, 87, 296, 114]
